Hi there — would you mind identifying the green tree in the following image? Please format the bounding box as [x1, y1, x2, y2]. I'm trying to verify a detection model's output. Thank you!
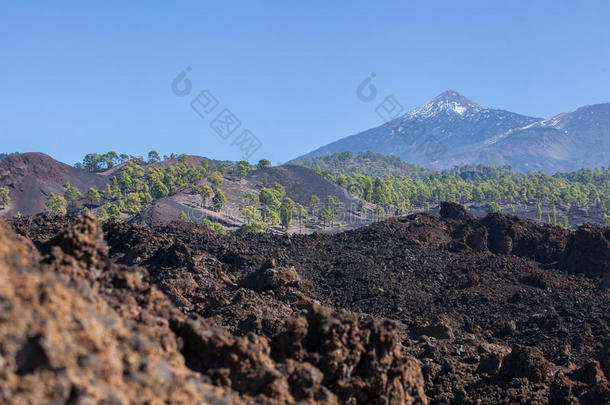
[326, 195, 343, 226]
[236, 160, 251, 178]
[202, 219, 226, 234]
[0, 187, 9, 209]
[260, 188, 280, 208]
[148, 150, 161, 163]
[241, 205, 262, 224]
[87, 188, 101, 205]
[212, 189, 227, 211]
[209, 171, 223, 187]
[64, 182, 82, 203]
[199, 185, 214, 207]
[237, 221, 268, 234]
[485, 201, 501, 214]
[63, 182, 82, 215]
[279, 197, 296, 231]
[320, 207, 333, 226]
[272, 182, 286, 199]
[262, 206, 280, 225]
[309, 195, 320, 217]
[46, 194, 67, 217]
[104, 203, 122, 222]
[536, 203, 542, 221]
[257, 158, 271, 169]
[151, 180, 170, 199]
[240, 205, 267, 233]
[96, 205, 110, 223]
[552, 205, 557, 226]
[244, 192, 259, 206]
[296, 204, 307, 233]
[80, 153, 103, 171]
[179, 211, 189, 221]
[101, 183, 114, 201]
[123, 193, 142, 214]
[102, 152, 119, 168]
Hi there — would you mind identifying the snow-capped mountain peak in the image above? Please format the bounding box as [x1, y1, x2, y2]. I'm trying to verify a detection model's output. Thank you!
[409, 90, 482, 118]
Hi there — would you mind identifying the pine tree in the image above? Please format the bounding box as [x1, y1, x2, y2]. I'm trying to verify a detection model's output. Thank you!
[309, 195, 320, 218]
[0, 187, 9, 209]
[279, 198, 296, 231]
[209, 172, 223, 187]
[148, 150, 161, 163]
[296, 204, 307, 233]
[236, 160, 251, 178]
[212, 189, 226, 211]
[46, 194, 67, 217]
[485, 201, 501, 214]
[257, 159, 271, 169]
[87, 188, 101, 205]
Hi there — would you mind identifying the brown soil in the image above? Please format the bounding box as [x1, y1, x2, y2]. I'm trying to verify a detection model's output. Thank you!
[4, 202, 610, 404]
[0, 153, 108, 216]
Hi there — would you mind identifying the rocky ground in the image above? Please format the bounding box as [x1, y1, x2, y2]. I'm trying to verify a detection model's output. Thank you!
[3, 202, 610, 404]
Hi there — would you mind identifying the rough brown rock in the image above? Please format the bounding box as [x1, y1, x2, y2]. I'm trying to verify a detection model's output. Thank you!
[0, 216, 429, 404]
[500, 344, 551, 383]
[0, 218, 241, 405]
[5, 204, 610, 404]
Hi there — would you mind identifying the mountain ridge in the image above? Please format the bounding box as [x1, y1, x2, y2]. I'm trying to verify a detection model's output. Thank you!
[294, 91, 609, 173]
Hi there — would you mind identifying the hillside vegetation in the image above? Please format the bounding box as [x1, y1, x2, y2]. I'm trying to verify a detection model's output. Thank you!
[292, 151, 610, 227]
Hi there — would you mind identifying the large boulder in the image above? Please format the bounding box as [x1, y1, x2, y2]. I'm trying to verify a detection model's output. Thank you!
[500, 344, 551, 383]
[562, 225, 610, 278]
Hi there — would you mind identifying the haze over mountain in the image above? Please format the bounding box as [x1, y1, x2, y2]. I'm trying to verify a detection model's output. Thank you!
[295, 91, 610, 173]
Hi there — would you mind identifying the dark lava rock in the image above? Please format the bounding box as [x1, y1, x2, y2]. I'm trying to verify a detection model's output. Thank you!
[240, 265, 300, 292]
[414, 323, 454, 340]
[477, 353, 503, 375]
[572, 361, 606, 386]
[500, 344, 551, 383]
[562, 225, 610, 278]
[440, 202, 475, 222]
[549, 372, 579, 405]
[499, 320, 518, 337]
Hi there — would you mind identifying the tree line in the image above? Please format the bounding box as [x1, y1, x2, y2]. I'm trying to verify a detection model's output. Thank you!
[313, 164, 609, 226]
[43, 152, 274, 224]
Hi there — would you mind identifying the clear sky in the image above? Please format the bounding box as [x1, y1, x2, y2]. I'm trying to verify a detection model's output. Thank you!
[1, 1, 609, 165]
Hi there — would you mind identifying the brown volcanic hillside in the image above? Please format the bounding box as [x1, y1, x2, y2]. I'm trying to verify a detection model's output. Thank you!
[0, 153, 108, 216]
[0, 154, 363, 232]
[7, 204, 610, 403]
[136, 164, 362, 229]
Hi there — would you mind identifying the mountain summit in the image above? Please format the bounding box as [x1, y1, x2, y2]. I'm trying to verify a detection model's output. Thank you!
[409, 90, 482, 118]
[294, 91, 610, 172]
[294, 90, 541, 167]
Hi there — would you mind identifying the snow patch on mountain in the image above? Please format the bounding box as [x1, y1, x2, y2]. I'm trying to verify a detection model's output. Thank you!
[408, 90, 482, 119]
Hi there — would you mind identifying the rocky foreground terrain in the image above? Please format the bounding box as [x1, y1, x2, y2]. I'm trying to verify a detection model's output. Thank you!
[1, 203, 609, 404]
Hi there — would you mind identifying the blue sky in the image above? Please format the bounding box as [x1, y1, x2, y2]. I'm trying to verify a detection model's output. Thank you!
[1, 1, 609, 165]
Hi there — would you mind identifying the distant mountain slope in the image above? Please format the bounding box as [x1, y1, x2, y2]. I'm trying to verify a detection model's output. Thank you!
[296, 90, 542, 166]
[0, 153, 108, 216]
[295, 91, 610, 173]
[444, 103, 610, 172]
[290, 151, 436, 178]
